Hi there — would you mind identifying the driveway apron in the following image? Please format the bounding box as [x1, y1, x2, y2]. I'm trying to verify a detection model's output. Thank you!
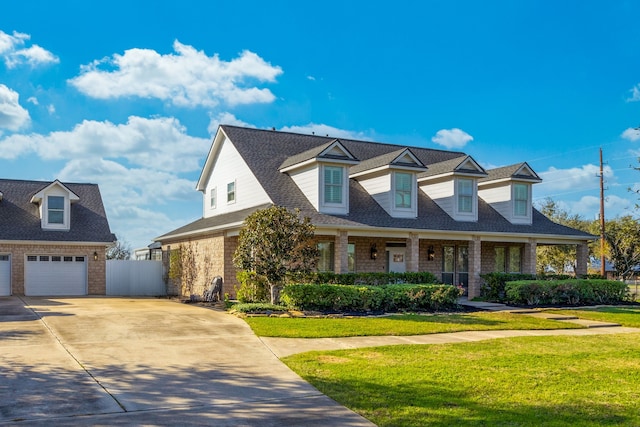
[0, 297, 374, 426]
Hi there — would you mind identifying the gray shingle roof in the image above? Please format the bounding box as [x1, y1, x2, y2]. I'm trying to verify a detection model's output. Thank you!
[349, 148, 427, 175]
[481, 162, 542, 182]
[0, 179, 116, 243]
[158, 126, 593, 240]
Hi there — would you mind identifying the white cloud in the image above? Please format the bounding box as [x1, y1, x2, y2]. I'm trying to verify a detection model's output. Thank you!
[622, 127, 640, 142]
[0, 84, 30, 131]
[0, 30, 59, 68]
[68, 41, 283, 108]
[431, 128, 473, 149]
[0, 115, 210, 171]
[279, 123, 371, 140]
[58, 158, 198, 206]
[627, 84, 640, 102]
[537, 164, 614, 193]
[564, 194, 633, 220]
[207, 112, 255, 135]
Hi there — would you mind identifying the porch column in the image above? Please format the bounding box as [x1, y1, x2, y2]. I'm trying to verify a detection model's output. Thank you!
[335, 230, 349, 274]
[406, 233, 420, 272]
[576, 242, 589, 277]
[468, 236, 482, 299]
[523, 238, 537, 275]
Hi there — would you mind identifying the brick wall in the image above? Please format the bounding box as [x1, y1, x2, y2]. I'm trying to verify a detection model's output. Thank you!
[0, 243, 107, 295]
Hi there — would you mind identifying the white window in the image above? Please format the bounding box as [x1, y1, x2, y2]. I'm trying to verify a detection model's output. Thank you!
[210, 187, 217, 209]
[324, 166, 343, 204]
[394, 172, 412, 209]
[227, 181, 236, 203]
[513, 184, 529, 216]
[48, 196, 64, 224]
[457, 179, 473, 213]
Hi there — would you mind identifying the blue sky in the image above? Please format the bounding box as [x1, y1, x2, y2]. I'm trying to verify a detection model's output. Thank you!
[2, 1, 640, 249]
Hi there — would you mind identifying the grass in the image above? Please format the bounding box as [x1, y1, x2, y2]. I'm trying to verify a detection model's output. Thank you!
[284, 333, 640, 426]
[244, 311, 583, 338]
[545, 306, 640, 328]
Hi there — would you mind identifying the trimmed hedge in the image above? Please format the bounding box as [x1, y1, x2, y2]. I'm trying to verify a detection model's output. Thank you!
[289, 271, 439, 287]
[479, 273, 593, 302]
[280, 283, 460, 313]
[504, 279, 629, 306]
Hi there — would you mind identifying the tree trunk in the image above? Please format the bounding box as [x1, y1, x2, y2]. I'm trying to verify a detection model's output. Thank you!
[270, 284, 281, 305]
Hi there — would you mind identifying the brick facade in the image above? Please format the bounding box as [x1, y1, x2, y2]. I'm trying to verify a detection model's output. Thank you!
[162, 233, 239, 299]
[0, 243, 107, 295]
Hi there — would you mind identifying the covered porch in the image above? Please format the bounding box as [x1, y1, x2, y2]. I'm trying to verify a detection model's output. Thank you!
[315, 228, 591, 299]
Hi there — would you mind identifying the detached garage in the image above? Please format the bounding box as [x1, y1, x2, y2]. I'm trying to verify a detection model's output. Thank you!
[0, 179, 115, 296]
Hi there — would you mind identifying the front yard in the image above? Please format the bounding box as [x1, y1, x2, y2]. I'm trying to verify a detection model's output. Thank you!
[246, 307, 640, 426]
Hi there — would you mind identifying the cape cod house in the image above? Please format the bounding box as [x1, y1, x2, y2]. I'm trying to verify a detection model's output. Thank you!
[0, 179, 115, 296]
[156, 125, 594, 299]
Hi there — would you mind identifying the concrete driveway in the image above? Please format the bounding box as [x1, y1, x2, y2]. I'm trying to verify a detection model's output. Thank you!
[0, 297, 374, 426]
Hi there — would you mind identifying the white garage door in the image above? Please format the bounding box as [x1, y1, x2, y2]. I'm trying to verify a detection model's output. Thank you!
[0, 255, 10, 296]
[25, 255, 87, 296]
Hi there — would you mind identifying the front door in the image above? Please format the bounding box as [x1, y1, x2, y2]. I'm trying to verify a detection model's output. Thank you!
[387, 248, 406, 273]
[442, 245, 468, 294]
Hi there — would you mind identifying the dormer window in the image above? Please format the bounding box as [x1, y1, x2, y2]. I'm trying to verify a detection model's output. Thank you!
[48, 196, 65, 224]
[324, 166, 343, 204]
[457, 179, 473, 213]
[394, 172, 412, 209]
[513, 183, 529, 217]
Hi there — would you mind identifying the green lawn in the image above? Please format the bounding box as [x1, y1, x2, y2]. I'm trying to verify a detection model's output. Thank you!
[545, 306, 640, 328]
[244, 311, 583, 338]
[284, 334, 640, 426]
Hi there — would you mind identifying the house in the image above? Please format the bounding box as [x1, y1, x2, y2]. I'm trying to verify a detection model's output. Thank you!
[156, 125, 594, 299]
[0, 179, 115, 296]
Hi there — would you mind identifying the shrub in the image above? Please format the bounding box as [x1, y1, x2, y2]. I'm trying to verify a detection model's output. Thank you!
[280, 283, 460, 313]
[480, 273, 537, 301]
[231, 302, 288, 313]
[290, 271, 439, 287]
[235, 271, 270, 303]
[504, 279, 629, 306]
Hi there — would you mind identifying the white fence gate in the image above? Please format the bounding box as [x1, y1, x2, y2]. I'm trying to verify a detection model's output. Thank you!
[106, 260, 166, 296]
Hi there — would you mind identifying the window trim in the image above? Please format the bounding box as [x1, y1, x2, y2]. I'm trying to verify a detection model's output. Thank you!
[47, 195, 65, 225]
[210, 187, 217, 209]
[456, 178, 474, 214]
[394, 172, 413, 209]
[227, 181, 236, 204]
[323, 165, 344, 205]
[513, 183, 530, 217]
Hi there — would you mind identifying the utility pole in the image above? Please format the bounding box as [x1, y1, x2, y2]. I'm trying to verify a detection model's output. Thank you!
[599, 147, 606, 277]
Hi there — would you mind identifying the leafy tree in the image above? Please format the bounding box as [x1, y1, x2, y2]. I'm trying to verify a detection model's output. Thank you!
[591, 215, 640, 280]
[535, 198, 591, 274]
[106, 240, 131, 260]
[233, 206, 319, 304]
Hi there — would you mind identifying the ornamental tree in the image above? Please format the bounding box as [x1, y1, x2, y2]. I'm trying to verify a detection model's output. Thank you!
[233, 206, 319, 303]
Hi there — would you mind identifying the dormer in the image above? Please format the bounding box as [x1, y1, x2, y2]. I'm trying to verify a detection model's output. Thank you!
[350, 148, 427, 218]
[279, 139, 359, 215]
[30, 180, 80, 231]
[478, 162, 542, 225]
[417, 156, 487, 222]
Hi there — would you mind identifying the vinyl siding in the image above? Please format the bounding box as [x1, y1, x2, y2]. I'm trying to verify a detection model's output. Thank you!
[203, 138, 271, 218]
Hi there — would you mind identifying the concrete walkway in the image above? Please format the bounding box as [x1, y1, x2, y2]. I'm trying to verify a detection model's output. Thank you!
[260, 299, 640, 358]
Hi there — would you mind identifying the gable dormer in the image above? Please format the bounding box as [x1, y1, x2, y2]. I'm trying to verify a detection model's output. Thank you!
[350, 148, 427, 218]
[417, 156, 487, 222]
[279, 139, 359, 215]
[30, 180, 80, 231]
[478, 162, 542, 225]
